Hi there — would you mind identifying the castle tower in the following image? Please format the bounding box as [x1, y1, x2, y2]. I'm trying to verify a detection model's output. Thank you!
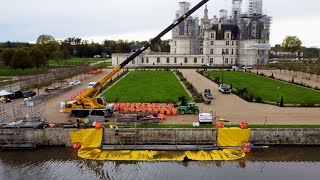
[248, 0, 263, 15]
[232, 0, 242, 17]
[203, 5, 211, 56]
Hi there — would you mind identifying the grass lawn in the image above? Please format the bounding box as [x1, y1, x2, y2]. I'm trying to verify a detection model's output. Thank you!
[0, 66, 48, 76]
[102, 71, 190, 103]
[204, 71, 320, 104]
[48, 58, 110, 66]
[0, 78, 15, 86]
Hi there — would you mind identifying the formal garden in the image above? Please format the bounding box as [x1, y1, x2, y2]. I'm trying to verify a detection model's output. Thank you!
[203, 71, 320, 106]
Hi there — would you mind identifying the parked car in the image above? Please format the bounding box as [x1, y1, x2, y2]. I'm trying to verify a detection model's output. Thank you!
[87, 82, 97, 89]
[218, 84, 231, 94]
[204, 89, 213, 99]
[232, 66, 239, 70]
[22, 91, 36, 98]
[241, 65, 253, 69]
[69, 80, 81, 86]
[8, 90, 24, 99]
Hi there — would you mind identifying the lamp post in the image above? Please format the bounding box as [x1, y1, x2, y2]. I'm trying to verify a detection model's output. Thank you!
[222, 51, 225, 84]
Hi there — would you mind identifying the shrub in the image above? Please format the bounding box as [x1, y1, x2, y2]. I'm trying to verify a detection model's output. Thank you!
[214, 77, 220, 84]
[259, 73, 266, 77]
[280, 96, 284, 107]
[255, 96, 263, 103]
[301, 103, 315, 107]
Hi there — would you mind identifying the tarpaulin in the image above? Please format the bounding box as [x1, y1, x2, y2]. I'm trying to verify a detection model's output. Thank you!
[70, 128, 250, 161]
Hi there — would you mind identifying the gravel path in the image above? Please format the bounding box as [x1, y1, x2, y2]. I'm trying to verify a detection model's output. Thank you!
[253, 69, 320, 88]
[44, 69, 117, 123]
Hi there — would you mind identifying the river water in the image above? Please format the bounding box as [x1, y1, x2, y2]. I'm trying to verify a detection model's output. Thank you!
[0, 147, 320, 180]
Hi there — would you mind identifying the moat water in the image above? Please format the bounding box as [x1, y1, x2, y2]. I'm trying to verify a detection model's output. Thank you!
[0, 147, 320, 180]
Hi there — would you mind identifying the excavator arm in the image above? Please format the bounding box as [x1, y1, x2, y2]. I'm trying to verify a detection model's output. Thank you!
[77, 0, 210, 109]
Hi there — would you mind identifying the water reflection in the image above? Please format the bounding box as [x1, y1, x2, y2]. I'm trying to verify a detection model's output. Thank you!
[0, 147, 320, 180]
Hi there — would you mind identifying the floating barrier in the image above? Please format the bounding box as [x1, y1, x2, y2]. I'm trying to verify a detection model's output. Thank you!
[70, 128, 254, 161]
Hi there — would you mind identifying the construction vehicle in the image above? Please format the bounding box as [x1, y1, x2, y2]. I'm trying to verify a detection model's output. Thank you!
[178, 101, 200, 115]
[64, 0, 210, 118]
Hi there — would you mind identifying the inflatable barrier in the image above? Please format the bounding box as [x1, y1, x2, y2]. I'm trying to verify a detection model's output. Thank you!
[70, 128, 250, 161]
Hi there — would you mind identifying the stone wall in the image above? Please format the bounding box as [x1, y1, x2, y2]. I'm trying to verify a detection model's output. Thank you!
[7, 128, 320, 147]
[250, 128, 320, 145]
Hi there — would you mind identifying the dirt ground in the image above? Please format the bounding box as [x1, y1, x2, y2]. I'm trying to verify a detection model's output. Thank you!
[40, 68, 320, 125]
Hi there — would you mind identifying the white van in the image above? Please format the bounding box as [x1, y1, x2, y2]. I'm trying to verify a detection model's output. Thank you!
[87, 82, 97, 89]
[198, 113, 213, 123]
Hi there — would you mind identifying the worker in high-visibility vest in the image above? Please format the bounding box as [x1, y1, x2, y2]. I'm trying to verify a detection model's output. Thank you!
[113, 125, 119, 135]
[84, 118, 89, 128]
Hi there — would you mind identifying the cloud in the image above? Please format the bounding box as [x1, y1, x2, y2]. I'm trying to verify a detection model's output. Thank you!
[0, 0, 319, 47]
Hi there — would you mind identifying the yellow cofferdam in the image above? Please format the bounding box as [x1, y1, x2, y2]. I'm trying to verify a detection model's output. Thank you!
[70, 128, 250, 161]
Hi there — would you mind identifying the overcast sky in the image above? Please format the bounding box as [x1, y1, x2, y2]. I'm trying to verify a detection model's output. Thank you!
[0, 0, 319, 47]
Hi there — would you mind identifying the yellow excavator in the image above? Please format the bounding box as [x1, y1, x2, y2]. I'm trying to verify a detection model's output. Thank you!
[64, 0, 210, 118]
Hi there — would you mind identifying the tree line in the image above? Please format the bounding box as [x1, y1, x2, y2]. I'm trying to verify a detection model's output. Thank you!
[270, 36, 320, 59]
[0, 35, 170, 70]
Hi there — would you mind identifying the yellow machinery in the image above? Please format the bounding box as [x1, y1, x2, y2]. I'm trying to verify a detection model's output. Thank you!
[64, 0, 210, 118]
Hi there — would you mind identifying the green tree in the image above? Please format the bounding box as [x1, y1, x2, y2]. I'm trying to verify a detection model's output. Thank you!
[281, 36, 302, 53]
[62, 48, 71, 61]
[36, 41, 60, 61]
[0, 48, 15, 66]
[36, 34, 55, 44]
[29, 47, 46, 68]
[52, 50, 64, 63]
[11, 49, 33, 70]
[150, 38, 161, 52]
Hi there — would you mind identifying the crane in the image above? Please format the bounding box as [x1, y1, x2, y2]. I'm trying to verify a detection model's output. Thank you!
[64, 0, 210, 117]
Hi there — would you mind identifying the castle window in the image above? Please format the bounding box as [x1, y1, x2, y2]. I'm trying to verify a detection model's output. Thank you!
[225, 58, 228, 64]
[211, 41, 214, 45]
[202, 58, 204, 63]
[222, 49, 225, 54]
[200, 48, 203, 54]
[184, 57, 188, 63]
[232, 49, 234, 55]
[146, 57, 149, 63]
[231, 58, 233, 64]
[227, 33, 230, 39]
[175, 41, 176, 46]
[166, 57, 170, 64]
[226, 41, 229, 46]
[141, 57, 144, 63]
[211, 33, 215, 39]
[210, 58, 213, 64]
[210, 49, 214, 55]
[232, 41, 234, 46]
[226, 49, 229, 55]
[194, 58, 197, 64]
[174, 57, 177, 63]
[157, 57, 160, 63]
[236, 49, 239, 55]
